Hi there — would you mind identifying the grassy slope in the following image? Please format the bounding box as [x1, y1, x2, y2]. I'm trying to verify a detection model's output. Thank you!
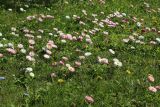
[0, 0, 160, 106]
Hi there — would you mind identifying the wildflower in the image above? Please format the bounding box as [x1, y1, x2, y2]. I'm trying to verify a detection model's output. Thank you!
[84, 52, 92, 57]
[0, 53, 3, 58]
[38, 29, 44, 33]
[49, 33, 53, 36]
[82, 10, 87, 15]
[26, 67, 33, 72]
[58, 79, 64, 83]
[24, 5, 29, 8]
[150, 41, 157, 45]
[6, 48, 17, 54]
[46, 15, 54, 19]
[155, 86, 160, 90]
[66, 64, 71, 68]
[28, 39, 35, 45]
[46, 50, 52, 55]
[113, 58, 122, 67]
[8, 8, 12, 11]
[59, 61, 65, 65]
[20, 8, 25, 12]
[44, 54, 50, 59]
[17, 44, 24, 49]
[137, 22, 141, 27]
[8, 43, 14, 48]
[61, 39, 66, 43]
[68, 66, 75, 72]
[38, 17, 43, 22]
[29, 51, 35, 57]
[26, 55, 35, 62]
[98, 56, 109, 64]
[156, 38, 160, 43]
[0, 32, 2, 36]
[79, 56, 85, 60]
[75, 61, 81, 67]
[148, 86, 157, 92]
[29, 72, 35, 78]
[37, 35, 42, 39]
[11, 27, 16, 32]
[85, 96, 94, 104]
[122, 38, 129, 43]
[138, 36, 144, 40]
[109, 49, 115, 55]
[29, 45, 34, 49]
[0, 43, 4, 48]
[86, 38, 92, 44]
[62, 57, 68, 61]
[147, 74, 154, 82]
[131, 46, 135, 49]
[65, 16, 70, 19]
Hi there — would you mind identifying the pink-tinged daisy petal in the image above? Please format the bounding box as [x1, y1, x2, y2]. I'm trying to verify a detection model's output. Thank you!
[59, 61, 65, 65]
[148, 86, 157, 93]
[85, 96, 94, 104]
[68, 66, 75, 72]
[6, 48, 17, 54]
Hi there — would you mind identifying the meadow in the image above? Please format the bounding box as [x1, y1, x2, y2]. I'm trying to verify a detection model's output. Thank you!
[0, 0, 160, 106]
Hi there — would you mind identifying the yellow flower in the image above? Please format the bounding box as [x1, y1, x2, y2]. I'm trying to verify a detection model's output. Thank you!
[126, 70, 131, 74]
[58, 79, 64, 83]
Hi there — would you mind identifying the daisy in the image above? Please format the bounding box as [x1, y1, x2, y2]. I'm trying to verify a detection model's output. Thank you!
[85, 96, 94, 104]
[84, 52, 92, 57]
[68, 66, 75, 72]
[6, 48, 17, 54]
[148, 86, 157, 92]
[44, 54, 50, 59]
[109, 49, 115, 55]
[26, 67, 33, 72]
[29, 72, 35, 78]
[20, 49, 26, 54]
[113, 58, 122, 67]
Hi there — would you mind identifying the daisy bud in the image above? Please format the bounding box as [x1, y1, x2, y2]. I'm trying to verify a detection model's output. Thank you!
[147, 74, 154, 82]
[59, 61, 64, 65]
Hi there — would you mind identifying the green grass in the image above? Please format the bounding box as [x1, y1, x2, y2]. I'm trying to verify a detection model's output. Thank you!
[0, 0, 160, 106]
